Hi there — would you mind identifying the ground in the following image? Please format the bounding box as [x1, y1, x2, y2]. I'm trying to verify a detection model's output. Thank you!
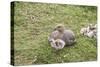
[11, 1, 97, 66]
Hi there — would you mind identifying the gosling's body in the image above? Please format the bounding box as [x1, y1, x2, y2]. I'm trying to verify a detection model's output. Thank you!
[48, 24, 76, 49]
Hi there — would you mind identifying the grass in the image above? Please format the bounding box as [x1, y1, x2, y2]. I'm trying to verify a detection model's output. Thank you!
[11, 1, 97, 66]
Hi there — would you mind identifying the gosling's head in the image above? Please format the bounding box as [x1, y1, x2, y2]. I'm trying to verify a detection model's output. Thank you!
[88, 24, 96, 30]
[54, 24, 65, 32]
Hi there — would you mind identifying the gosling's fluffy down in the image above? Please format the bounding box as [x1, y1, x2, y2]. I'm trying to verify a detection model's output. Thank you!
[48, 30, 76, 46]
[49, 39, 65, 50]
[48, 24, 76, 49]
[80, 24, 97, 38]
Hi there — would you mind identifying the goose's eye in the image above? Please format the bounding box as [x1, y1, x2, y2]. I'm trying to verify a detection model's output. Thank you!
[57, 26, 61, 28]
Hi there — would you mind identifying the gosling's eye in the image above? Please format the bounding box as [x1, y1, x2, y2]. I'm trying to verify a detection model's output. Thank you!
[57, 26, 61, 28]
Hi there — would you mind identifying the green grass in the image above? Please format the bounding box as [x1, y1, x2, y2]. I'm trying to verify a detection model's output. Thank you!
[12, 1, 97, 66]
